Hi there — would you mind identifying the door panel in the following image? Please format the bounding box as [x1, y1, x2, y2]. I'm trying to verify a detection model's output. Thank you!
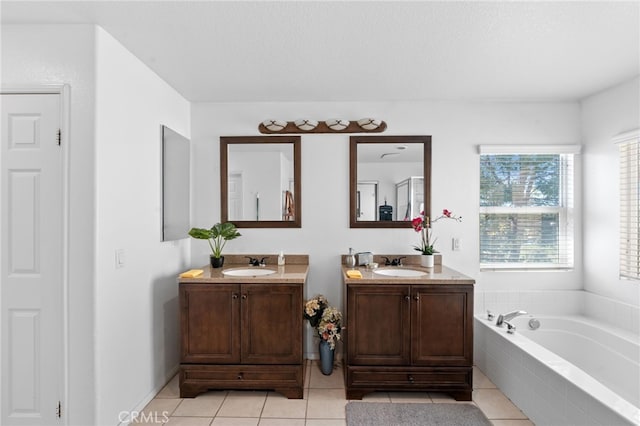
[180, 284, 240, 364]
[241, 284, 302, 364]
[347, 285, 410, 365]
[412, 286, 473, 366]
[1, 93, 63, 425]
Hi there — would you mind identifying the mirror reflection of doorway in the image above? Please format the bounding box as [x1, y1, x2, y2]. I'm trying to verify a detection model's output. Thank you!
[228, 172, 243, 220]
[356, 181, 378, 221]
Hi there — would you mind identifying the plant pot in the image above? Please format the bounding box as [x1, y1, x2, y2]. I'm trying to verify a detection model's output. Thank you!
[420, 254, 434, 267]
[319, 340, 334, 375]
[210, 255, 224, 268]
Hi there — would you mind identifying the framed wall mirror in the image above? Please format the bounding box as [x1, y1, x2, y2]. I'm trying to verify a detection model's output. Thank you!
[350, 135, 431, 228]
[221, 136, 301, 228]
[162, 125, 190, 241]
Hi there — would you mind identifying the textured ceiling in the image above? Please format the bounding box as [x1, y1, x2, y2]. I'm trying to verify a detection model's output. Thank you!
[2, 1, 638, 102]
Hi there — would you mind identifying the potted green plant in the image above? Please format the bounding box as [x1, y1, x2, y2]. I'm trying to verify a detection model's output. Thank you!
[188, 222, 241, 268]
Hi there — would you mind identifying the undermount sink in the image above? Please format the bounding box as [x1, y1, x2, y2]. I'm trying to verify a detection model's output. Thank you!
[222, 268, 277, 277]
[373, 268, 427, 277]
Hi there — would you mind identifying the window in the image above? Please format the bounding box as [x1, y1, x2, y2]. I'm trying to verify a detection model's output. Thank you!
[615, 131, 640, 280]
[479, 145, 580, 270]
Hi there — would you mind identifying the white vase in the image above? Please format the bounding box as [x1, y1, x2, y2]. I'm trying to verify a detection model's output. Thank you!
[420, 254, 434, 267]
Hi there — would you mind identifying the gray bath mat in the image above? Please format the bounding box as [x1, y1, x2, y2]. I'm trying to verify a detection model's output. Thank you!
[345, 402, 492, 426]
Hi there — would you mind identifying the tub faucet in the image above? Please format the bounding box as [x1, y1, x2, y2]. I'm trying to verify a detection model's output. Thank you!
[496, 310, 527, 327]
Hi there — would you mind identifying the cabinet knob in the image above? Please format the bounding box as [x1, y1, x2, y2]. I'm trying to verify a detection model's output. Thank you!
[232, 294, 238, 299]
[408, 375, 414, 383]
[241, 294, 247, 300]
[404, 295, 410, 301]
[237, 373, 243, 380]
[414, 296, 419, 301]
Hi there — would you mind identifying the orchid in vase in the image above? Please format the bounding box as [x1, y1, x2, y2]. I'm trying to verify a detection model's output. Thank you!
[412, 209, 462, 255]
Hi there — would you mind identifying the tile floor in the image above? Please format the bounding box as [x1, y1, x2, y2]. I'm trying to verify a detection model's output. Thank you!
[135, 360, 535, 425]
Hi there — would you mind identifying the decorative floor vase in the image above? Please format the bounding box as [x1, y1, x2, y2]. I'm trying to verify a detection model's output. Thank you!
[319, 340, 334, 375]
[420, 254, 434, 267]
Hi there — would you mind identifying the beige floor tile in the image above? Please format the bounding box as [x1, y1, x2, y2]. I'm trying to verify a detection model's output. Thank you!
[305, 389, 347, 419]
[211, 418, 259, 426]
[260, 392, 307, 418]
[156, 374, 181, 399]
[472, 389, 527, 420]
[141, 398, 182, 418]
[387, 391, 432, 403]
[216, 391, 267, 418]
[305, 420, 347, 426]
[173, 392, 227, 417]
[257, 419, 305, 426]
[358, 392, 391, 402]
[473, 366, 497, 389]
[164, 417, 213, 426]
[428, 392, 456, 402]
[491, 420, 535, 426]
[308, 362, 345, 389]
[304, 360, 312, 389]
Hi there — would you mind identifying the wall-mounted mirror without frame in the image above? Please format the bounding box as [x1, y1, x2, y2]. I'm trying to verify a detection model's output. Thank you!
[221, 136, 301, 228]
[350, 135, 431, 228]
[162, 125, 190, 241]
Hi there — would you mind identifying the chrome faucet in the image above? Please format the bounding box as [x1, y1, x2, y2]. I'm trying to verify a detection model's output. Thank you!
[496, 310, 527, 327]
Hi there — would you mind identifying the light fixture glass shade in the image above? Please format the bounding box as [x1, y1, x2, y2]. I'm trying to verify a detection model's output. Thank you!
[357, 118, 382, 130]
[294, 119, 318, 131]
[326, 119, 350, 131]
[262, 119, 288, 131]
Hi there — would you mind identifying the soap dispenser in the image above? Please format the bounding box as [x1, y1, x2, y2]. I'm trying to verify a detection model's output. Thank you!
[346, 248, 356, 268]
[278, 251, 285, 266]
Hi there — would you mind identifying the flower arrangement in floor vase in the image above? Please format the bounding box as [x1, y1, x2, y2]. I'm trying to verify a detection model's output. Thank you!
[304, 294, 342, 375]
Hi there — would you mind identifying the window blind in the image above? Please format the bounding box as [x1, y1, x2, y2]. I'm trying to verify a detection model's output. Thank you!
[479, 148, 576, 270]
[617, 132, 640, 280]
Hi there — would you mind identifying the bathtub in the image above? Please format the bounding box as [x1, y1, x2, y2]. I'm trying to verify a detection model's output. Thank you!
[474, 291, 640, 426]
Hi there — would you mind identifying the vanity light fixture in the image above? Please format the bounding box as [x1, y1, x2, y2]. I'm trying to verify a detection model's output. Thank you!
[258, 118, 387, 134]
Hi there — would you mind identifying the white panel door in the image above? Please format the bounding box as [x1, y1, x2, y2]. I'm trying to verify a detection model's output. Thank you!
[1, 93, 63, 425]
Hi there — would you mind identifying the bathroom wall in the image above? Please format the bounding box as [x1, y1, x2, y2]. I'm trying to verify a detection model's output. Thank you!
[94, 28, 191, 425]
[1, 24, 98, 425]
[190, 100, 582, 356]
[581, 76, 640, 307]
[2, 24, 192, 425]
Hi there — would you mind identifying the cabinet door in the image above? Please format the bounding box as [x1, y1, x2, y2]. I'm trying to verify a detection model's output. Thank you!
[411, 285, 473, 366]
[241, 283, 302, 364]
[180, 283, 241, 364]
[347, 285, 411, 365]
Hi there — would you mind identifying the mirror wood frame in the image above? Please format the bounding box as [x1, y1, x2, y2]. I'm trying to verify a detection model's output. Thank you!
[350, 135, 432, 228]
[221, 135, 301, 228]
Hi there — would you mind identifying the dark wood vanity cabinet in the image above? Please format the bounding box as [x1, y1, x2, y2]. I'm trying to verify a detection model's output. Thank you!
[179, 282, 304, 398]
[345, 283, 474, 400]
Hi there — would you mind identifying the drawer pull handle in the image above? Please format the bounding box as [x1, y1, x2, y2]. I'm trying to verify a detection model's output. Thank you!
[237, 373, 243, 380]
[408, 375, 414, 383]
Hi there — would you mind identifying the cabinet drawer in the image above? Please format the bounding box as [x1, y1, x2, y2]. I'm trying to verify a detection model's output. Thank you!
[181, 364, 303, 388]
[347, 366, 471, 389]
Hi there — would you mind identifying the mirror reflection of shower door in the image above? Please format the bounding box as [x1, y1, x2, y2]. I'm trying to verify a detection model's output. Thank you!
[228, 172, 243, 220]
[396, 176, 424, 221]
[357, 181, 378, 221]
